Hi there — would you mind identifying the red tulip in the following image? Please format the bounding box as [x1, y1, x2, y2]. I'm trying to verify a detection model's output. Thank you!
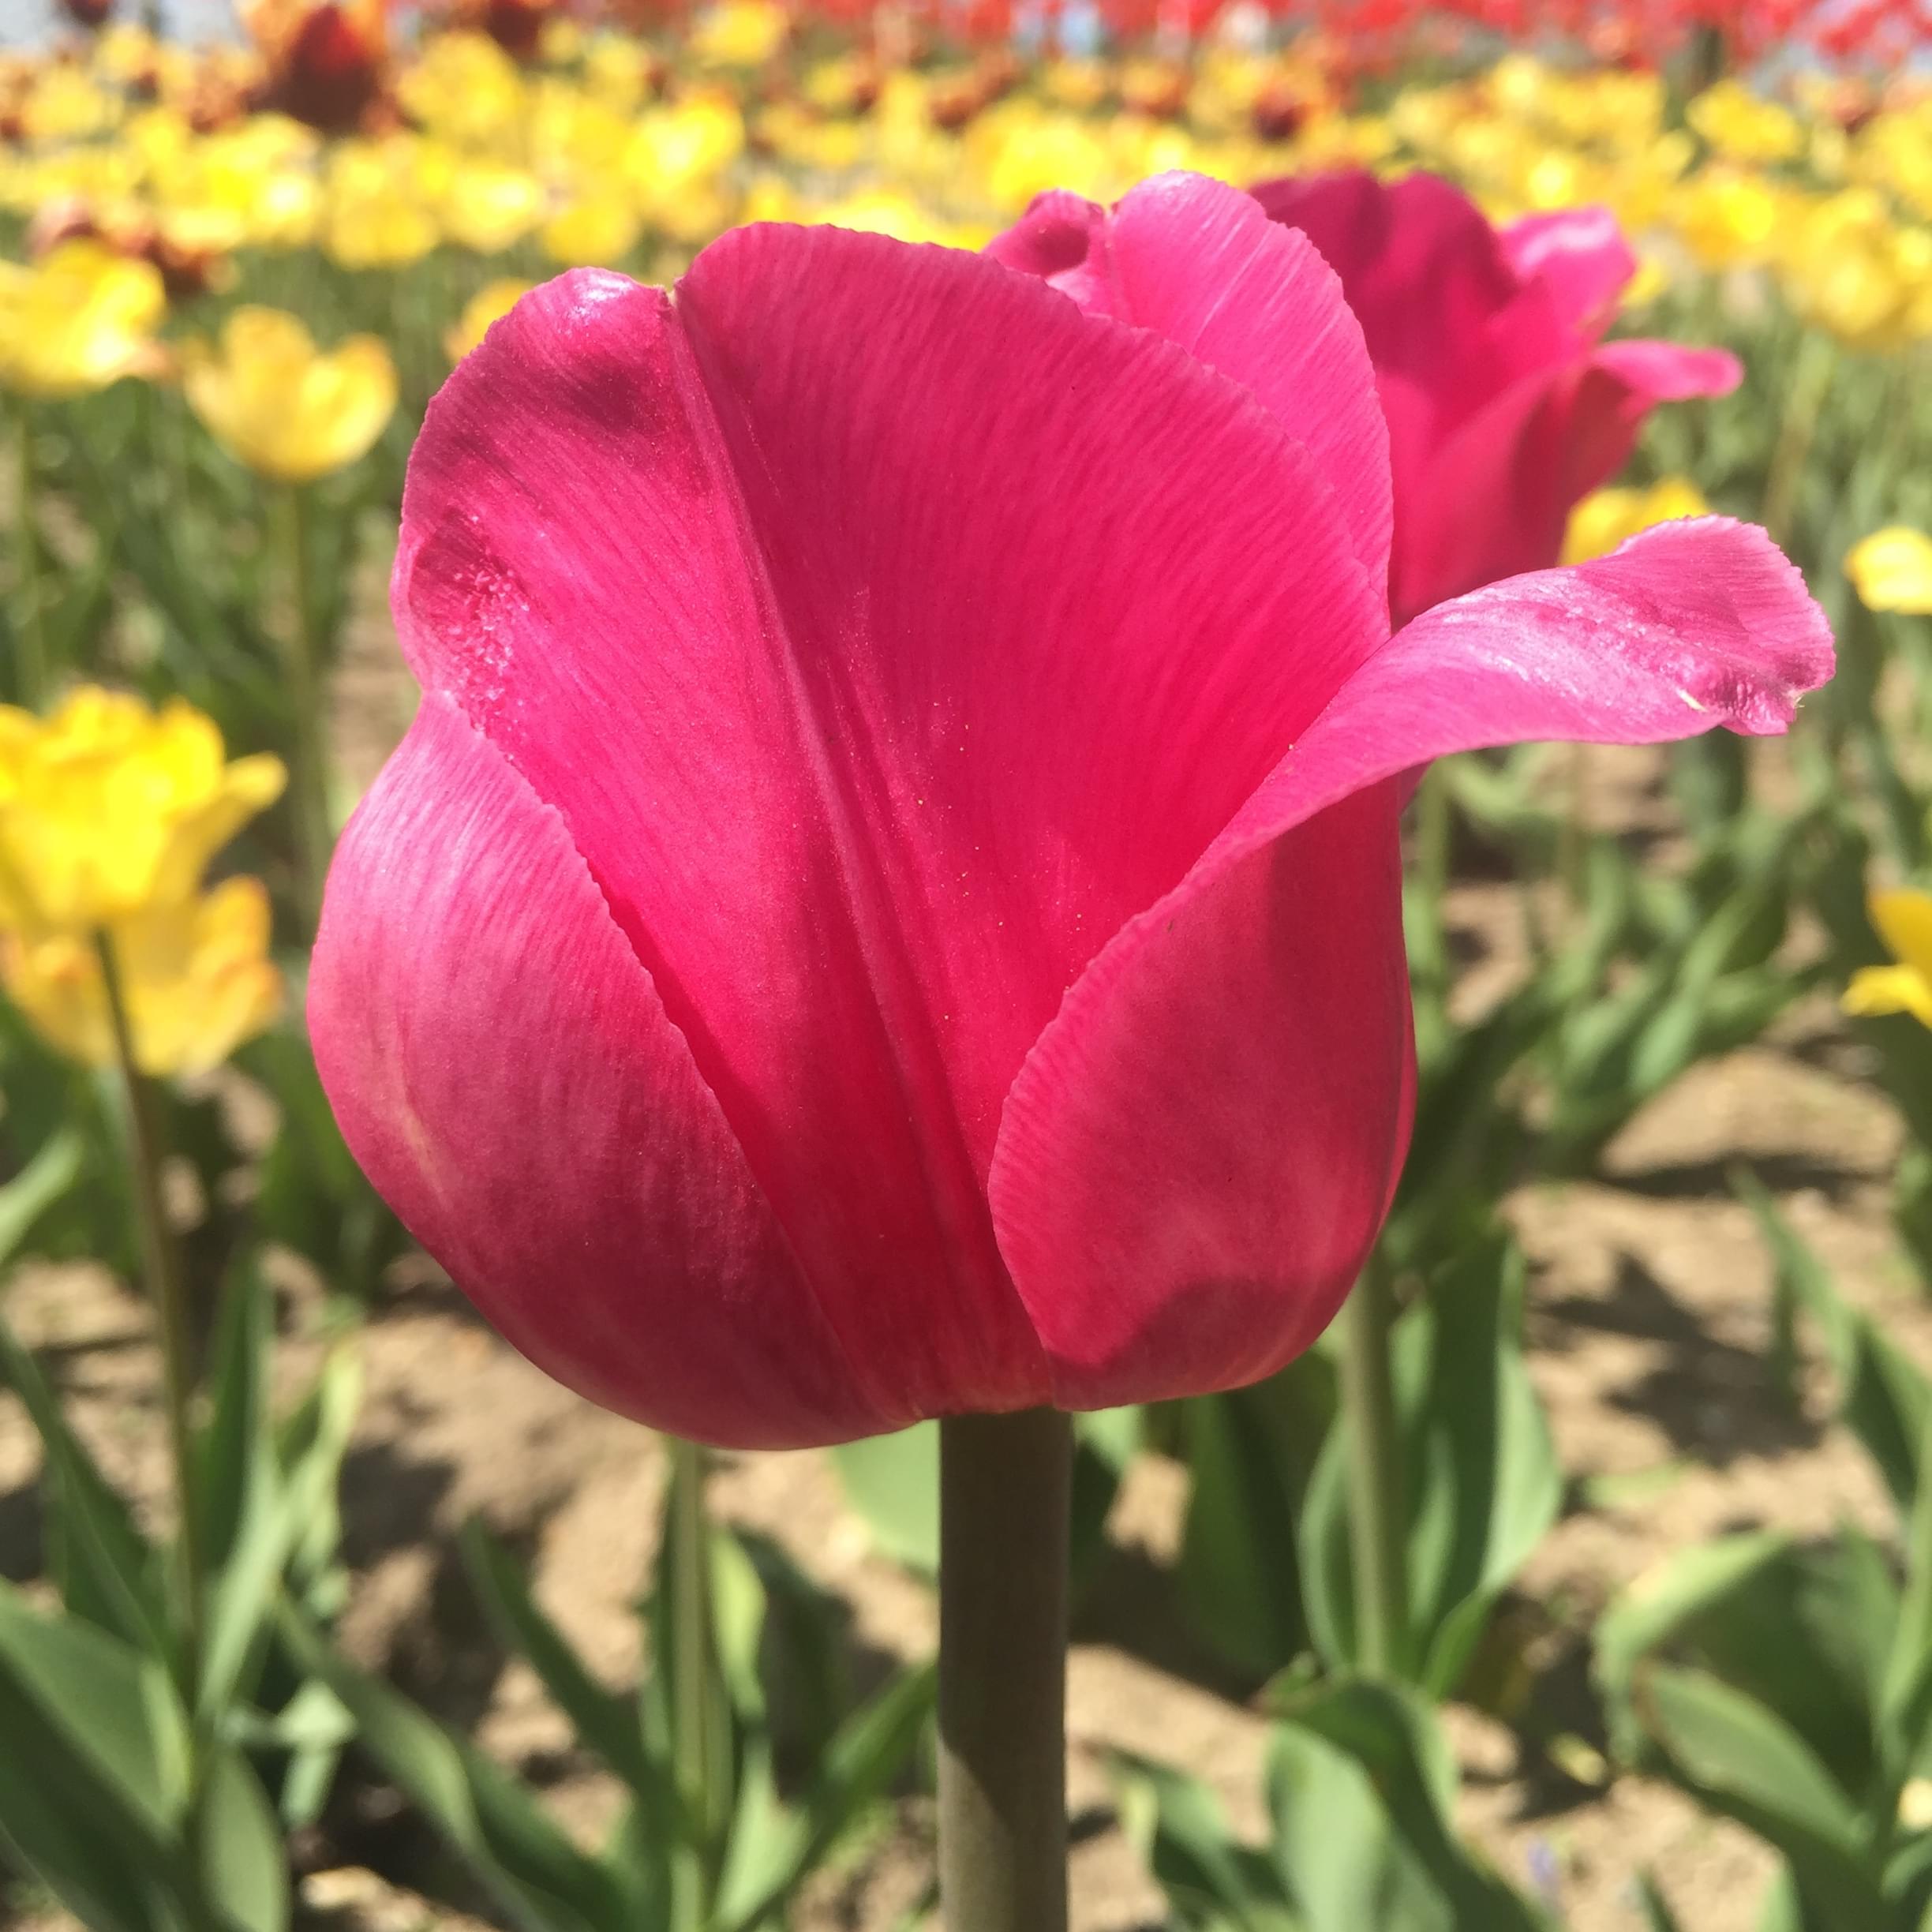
[312, 174, 1829, 1449]
[1237, 170, 1741, 623]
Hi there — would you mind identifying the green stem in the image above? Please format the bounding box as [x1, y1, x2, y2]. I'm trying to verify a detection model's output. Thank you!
[1342, 1259, 1409, 1680]
[1762, 329, 1837, 548]
[938, 1409, 1070, 1932]
[13, 413, 47, 707]
[275, 484, 331, 934]
[94, 930, 204, 1699]
[667, 1436, 724, 1932]
[1408, 762, 1453, 1002]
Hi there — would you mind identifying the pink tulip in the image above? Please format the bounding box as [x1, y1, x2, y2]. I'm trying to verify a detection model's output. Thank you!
[1230, 169, 1742, 623]
[311, 172, 1829, 1450]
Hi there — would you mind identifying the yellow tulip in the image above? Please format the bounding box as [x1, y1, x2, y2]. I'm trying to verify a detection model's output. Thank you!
[0, 687, 285, 935]
[0, 240, 165, 399]
[1670, 166, 1784, 271]
[626, 97, 746, 208]
[446, 277, 534, 361]
[319, 138, 444, 271]
[440, 159, 545, 255]
[1687, 80, 1803, 164]
[397, 31, 528, 148]
[1846, 527, 1932, 615]
[3, 877, 283, 1077]
[541, 190, 642, 265]
[1561, 478, 1712, 567]
[687, 0, 788, 69]
[182, 307, 396, 482]
[1779, 190, 1924, 350]
[1844, 889, 1932, 1031]
[807, 190, 980, 248]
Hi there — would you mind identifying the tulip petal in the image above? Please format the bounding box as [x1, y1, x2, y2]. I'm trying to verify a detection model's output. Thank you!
[1500, 205, 1634, 333]
[1395, 341, 1742, 619]
[994, 519, 1829, 1407]
[990, 780, 1413, 1409]
[988, 171, 1391, 587]
[1870, 889, 1932, 983]
[390, 233, 1384, 1421]
[1251, 168, 1522, 418]
[309, 693, 892, 1449]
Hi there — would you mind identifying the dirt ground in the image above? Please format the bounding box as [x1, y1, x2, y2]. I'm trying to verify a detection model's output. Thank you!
[2, 591, 1921, 1930]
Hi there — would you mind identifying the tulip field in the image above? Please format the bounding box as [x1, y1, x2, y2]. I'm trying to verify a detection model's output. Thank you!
[11, 0, 1932, 1927]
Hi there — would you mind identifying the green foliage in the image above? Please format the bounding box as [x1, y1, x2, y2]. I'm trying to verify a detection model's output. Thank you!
[1173, 1230, 1559, 1696]
[1597, 1191, 1932, 1930]
[1118, 1678, 1557, 1932]
[0, 1256, 358, 1925]
[288, 1471, 934, 1932]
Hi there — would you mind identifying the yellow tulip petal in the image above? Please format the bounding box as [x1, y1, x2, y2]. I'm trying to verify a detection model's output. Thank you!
[1562, 477, 1710, 567]
[184, 306, 396, 481]
[4, 878, 283, 1076]
[1847, 527, 1932, 615]
[446, 278, 536, 364]
[0, 684, 283, 930]
[1843, 964, 1932, 1029]
[1870, 887, 1932, 983]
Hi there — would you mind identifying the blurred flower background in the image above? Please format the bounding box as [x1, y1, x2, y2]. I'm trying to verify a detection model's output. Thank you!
[4, 1, 1932, 1930]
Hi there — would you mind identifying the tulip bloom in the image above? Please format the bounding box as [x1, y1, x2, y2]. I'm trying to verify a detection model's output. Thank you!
[1563, 477, 1711, 567]
[313, 172, 1830, 1449]
[4, 879, 283, 1076]
[1844, 890, 1932, 1032]
[445, 278, 536, 364]
[1238, 170, 1742, 622]
[1847, 526, 1932, 615]
[182, 307, 397, 482]
[0, 241, 166, 400]
[0, 688, 286, 934]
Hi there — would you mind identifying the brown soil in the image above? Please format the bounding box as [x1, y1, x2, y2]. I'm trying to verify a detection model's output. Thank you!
[1, 599, 1919, 1932]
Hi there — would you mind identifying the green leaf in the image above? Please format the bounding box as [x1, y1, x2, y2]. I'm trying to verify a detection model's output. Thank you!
[831, 1424, 938, 1575]
[1882, 1408, 1932, 1777]
[279, 1604, 624, 1932]
[1297, 1234, 1559, 1693]
[1265, 1717, 1451, 1932]
[0, 1127, 84, 1269]
[0, 1580, 192, 1833]
[461, 1518, 659, 1799]
[1636, 1664, 1885, 1926]
[201, 1342, 361, 1721]
[1113, 1750, 1297, 1930]
[0, 1307, 170, 1654]
[198, 1743, 290, 1932]
[715, 1661, 934, 1932]
[1596, 1530, 1792, 1765]
[197, 1256, 274, 1574]
[1735, 1169, 1930, 1516]
[0, 1666, 187, 1932]
[1405, 1237, 1563, 1695]
[1634, 1872, 1686, 1932]
[1179, 1350, 1335, 1679]
[1275, 1678, 1552, 1931]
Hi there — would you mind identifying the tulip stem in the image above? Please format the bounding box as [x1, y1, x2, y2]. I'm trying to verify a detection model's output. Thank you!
[13, 412, 47, 707]
[275, 484, 331, 934]
[665, 1435, 726, 1931]
[94, 929, 204, 1703]
[938, 1408, 1070, 1932]
[1342, 1256, 1410, 1679]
